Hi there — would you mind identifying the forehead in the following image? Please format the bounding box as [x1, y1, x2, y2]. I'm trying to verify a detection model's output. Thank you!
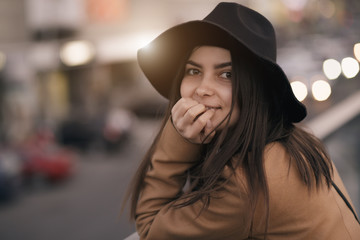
[188, 46, 231, 62]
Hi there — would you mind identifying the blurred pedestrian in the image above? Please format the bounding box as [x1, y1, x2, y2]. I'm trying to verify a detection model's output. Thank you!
[126, 2, 360, 239]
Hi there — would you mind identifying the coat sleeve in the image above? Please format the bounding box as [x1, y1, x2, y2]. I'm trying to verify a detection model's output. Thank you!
[135, 119, 252, 240]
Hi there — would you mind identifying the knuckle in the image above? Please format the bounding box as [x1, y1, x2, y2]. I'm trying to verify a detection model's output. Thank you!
[180, 98, 187, 103]
[187, 108, 197, 119]
[175, 120, 184, 130]
[181, 127, 195, 138]
[180, 98, 191, 107]
[197, 116, 207, 126]
[181, 130, 192, 140]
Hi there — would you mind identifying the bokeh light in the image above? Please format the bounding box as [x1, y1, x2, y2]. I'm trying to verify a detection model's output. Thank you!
[312, 80, 332, 101]
[291, 81, 308, 101]
[323, 59, 341, 80]
[341, 57, 360, 78]
[282, 0, 308, 11]
[60, 40, 96, 67]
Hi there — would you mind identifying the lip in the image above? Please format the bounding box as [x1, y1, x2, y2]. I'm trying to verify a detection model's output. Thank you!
[205, 106, 221, 110]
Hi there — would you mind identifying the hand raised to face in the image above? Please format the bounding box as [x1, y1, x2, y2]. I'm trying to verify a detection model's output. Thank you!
[171, 98, 216, 144]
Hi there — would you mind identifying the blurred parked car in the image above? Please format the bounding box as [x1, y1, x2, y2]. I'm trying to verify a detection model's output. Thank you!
[20, 128, 75, 185]
[0, 147, 22, 202]
[57, 108, 135, 153]
[57, 118, 97, 152]
[102, 108, 135, 152]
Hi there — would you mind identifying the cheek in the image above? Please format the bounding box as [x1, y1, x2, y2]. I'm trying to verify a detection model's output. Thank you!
[220, 87, 233, 109]
[180, 79, 193, 98]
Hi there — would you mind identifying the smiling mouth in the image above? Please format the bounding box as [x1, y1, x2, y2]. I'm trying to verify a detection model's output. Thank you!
[194, 106, 220, 122]
[205, 106, 221, 110]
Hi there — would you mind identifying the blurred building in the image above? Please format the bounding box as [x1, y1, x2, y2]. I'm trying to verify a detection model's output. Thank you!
[0, 0, 359, 146]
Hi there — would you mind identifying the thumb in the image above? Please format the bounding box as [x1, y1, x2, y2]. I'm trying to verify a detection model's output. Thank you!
[202, 120, 216, 144]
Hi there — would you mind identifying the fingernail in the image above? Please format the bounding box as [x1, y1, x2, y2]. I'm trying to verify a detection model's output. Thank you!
[206, 120, 212, 129]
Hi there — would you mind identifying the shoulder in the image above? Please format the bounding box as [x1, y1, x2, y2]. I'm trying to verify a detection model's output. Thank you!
[263, 142, 293, 179]
[264, 142, 288, 162]
[262, 142, 308, 195]
[232, 142, 293, 192]
[263, 142, 311, 201]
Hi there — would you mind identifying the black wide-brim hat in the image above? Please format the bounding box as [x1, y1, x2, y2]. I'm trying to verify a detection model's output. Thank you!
[138, 2, 306, 123]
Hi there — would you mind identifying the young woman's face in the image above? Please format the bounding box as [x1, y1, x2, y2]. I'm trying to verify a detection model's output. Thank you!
[180, 46, 239, 129]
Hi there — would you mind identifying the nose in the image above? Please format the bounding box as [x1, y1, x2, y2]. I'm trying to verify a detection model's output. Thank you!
[195, 75, 214, 97]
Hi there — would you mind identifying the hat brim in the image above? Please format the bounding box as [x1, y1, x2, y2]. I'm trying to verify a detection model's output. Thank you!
[137, 21, 306, 123]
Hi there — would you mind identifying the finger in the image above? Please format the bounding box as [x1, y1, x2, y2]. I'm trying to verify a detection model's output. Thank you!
[183, 103, 206, 123]
[189, 110, 216, 144]
[173, 98, 198, 114]
[202, 120, 216, 143]
[172, 99, 200, 135]
[177, 109, 214, 143]
[203, 119, 214, 136]
[176, 103, 206, 133]
[171, 98, 198, 122]
[191, 109, 215, 136]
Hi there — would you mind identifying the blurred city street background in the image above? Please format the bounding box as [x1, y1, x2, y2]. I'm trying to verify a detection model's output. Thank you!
[0, 0, 359, 239]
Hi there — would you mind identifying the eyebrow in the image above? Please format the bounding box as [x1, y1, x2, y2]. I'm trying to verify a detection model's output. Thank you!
[215, 62, 232, 69]
[186, 60, 232, 69]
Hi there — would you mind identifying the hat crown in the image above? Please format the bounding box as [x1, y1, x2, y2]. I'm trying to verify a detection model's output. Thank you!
[204, 2, 277, 62]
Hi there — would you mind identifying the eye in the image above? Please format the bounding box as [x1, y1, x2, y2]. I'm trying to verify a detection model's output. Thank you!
[220, 71, 232, 79]
[186, 68, 201, 76]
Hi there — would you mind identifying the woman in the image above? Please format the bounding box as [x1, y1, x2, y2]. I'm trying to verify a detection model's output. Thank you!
[127, 2, 360, 239]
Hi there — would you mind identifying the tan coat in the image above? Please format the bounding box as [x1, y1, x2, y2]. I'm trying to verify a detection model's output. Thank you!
[135, 120, 360, 239]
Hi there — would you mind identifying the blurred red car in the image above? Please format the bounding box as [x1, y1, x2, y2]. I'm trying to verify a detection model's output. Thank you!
[20, 127, 75, 183]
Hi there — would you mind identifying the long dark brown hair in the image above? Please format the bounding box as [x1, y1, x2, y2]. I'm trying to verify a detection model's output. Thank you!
[124, 43, 333, 237]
